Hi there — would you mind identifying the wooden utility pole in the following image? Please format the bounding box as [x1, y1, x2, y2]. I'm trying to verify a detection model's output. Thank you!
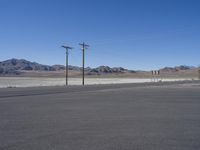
[79, 42, 89, 85]
[61, 45, 73, 86]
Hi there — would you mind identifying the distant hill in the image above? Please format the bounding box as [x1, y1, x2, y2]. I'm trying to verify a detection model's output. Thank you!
[0, 59, 55, 75]
[0, 58, 198, 78]
[0, 58, 135, 75]
[160, 65, 196, 72]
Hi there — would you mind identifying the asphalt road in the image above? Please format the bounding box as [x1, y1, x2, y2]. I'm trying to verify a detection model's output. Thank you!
[0, 81, 200, 150]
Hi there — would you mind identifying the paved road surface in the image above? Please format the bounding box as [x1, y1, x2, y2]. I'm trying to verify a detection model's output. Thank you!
[0, 81, 200, 150]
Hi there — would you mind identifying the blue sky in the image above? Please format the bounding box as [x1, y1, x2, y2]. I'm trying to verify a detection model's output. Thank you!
[0, 0, 200, 70]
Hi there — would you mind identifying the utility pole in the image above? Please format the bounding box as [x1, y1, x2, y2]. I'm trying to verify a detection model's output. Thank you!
[79, 42, 89, 86]
[61, 45, 73, 86]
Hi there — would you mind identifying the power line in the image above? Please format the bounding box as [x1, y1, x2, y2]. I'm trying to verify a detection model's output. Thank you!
[79, 42, 89, 86]
[61, 45, 73, 86]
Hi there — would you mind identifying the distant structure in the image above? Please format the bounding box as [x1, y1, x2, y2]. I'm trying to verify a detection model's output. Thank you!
[151, 70, 161, 82]
[79, 42, 89, 86]
[61, 45, 73, 86]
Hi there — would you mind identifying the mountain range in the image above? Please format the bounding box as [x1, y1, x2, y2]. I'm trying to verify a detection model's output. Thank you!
[0, 58, 198, 77]
[0, 58, 135, 75]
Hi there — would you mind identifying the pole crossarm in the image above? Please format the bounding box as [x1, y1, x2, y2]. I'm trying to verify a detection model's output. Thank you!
[79, 43, 89, 50]
[61, 45, 73, 49]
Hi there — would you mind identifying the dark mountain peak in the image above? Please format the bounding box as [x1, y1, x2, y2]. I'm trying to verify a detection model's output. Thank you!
[1, 58, 133, 75]
[52, 65, 65, 70]
[0, 58, 56, 74]
[175, 65, 195, 70]
[89, 66, 128, 74]
[160, 65, 196, 72]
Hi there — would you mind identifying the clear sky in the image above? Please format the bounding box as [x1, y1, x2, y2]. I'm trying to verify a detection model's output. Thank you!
[0, 0, 200, 70]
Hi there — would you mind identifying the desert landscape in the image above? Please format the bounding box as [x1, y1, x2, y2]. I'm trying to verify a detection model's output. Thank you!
[1, 1, 200, 149]
[0, 58, 199, 88]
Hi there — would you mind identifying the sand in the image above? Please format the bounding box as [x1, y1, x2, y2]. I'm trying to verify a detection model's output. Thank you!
[0, 77, 195, 88]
